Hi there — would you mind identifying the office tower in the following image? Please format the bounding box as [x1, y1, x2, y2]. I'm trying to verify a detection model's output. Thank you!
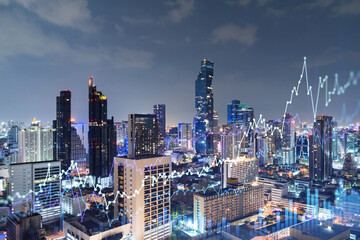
[178, 123, 192, 151]
[153, 104, 166, 142]
[115, 120, 128, 156]
[282, 113, 296, 165]
[227, 100, 254, 127]
[6, 211, 46, 240]
[9, 161, 61, 223]
[194, 59, 214, 154]
[128, 114, 159, 158]
[222, 156, 259, 188]
[18, 119, 54, 163]
[70, 127, 87, 173]
[54, 90, 71, 170]
[194, 183, 264, 233]
[88, 77, 116, 178]
[309, 116, 333, 181]
[7, 125, 20, 149]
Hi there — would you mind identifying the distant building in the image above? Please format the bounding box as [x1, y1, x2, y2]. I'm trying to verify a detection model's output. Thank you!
[227, 100, 254, 127]
[18, 119, 53, 163]
[7, 125, 20, 149]
[194, 59, 214, 154]
[70, 127, 87, 173]
[9, 161, 61, 223]
[178, 123, 192, 151]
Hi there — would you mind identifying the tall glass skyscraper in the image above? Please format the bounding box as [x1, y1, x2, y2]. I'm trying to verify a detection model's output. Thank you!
[309, 116, 333, 181]
[88, 77, 116, 178]
[54, 90, 71, 170]
[194, 59, 214, 154]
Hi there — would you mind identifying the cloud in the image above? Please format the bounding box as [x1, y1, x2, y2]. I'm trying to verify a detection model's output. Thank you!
[0, 11, 154, 68]
[335, 0, 360, 15]
[122, 16, 159, 25]
[167, 0, 195, 23]
[266, 7, 286, 16]
[211, 24, 257, 46]
[302, 0, 360, 16]
[7, 0, 96, 32]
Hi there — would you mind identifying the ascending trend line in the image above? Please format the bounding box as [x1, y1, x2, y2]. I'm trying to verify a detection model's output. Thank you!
[282, 57, 359, 134]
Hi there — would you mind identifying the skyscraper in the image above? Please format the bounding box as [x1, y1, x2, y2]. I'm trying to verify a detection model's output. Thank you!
[153, 104, 166, 139]
[194, 59, 214, 154]
[127, 114, 159, 158]
[309, 116, 333, 182]
[54, 90, 71, 170]
[18, 119, 53, 163]
[282, 113, 295, 165]
[88, 77, 116, 179]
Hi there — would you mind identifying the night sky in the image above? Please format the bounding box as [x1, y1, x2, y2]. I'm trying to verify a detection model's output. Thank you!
[0, 0, 360, 127]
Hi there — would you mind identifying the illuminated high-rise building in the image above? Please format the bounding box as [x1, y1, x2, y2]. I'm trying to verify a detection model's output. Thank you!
[54, 90, 71, 170]
[153, 104, 166, 141]
[309, 116, 333, 181]
[128, 114, 159, 158]
[88, 77, 116, 178]
[282, 113, 296, 165]
[194, 59, 214, 155]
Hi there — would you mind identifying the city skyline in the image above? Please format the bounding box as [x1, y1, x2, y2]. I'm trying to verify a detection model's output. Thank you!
[0, 1, 360, 126]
